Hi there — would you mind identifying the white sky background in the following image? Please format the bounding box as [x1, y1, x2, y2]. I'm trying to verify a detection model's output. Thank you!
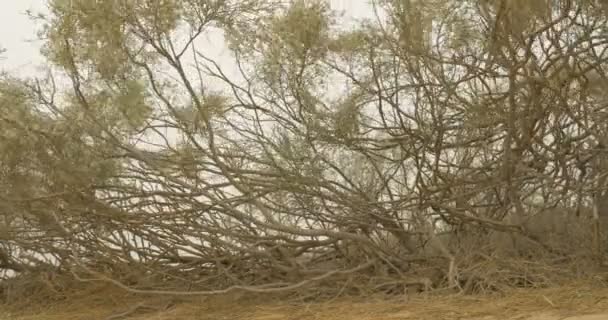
[0, 1, 375, 77]
[0, 1, 47, 75]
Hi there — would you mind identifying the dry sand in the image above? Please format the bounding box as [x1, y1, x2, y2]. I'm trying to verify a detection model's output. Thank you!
[2, 281, 608, 320]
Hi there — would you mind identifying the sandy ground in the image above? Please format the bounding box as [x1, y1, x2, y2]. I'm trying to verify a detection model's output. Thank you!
[2, 282, 608, 320]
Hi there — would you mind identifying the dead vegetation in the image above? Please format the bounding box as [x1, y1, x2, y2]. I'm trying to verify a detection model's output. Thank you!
[3, 0, 608, 312]
[3, 279, 608, 320]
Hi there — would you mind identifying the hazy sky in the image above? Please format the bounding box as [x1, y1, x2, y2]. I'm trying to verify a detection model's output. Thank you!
[0, 1, 47, 75]
[0, 1, 371, 77]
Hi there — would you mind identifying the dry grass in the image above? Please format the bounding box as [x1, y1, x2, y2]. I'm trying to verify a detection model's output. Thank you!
[2, 279, 608, 320]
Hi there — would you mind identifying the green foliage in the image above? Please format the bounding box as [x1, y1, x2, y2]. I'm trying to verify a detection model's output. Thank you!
[174, 91, 228, 133]
[230, 0, 332, 89]
[269, 0, 331, 62]
[328, 30, 369, 55]
[481, 0, 551, 36]
[42, 0, 181, 80]
[114, 79, 152, 130]
[43, 0, 130, 78]
[332, 90, 364, 139]
[0, 75, 122, 191]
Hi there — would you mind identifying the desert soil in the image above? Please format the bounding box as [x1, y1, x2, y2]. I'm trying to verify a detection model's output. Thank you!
[2, 282, 608, 320]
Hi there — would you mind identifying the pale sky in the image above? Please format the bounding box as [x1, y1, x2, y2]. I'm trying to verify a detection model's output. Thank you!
[0, 1, 47, 75]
